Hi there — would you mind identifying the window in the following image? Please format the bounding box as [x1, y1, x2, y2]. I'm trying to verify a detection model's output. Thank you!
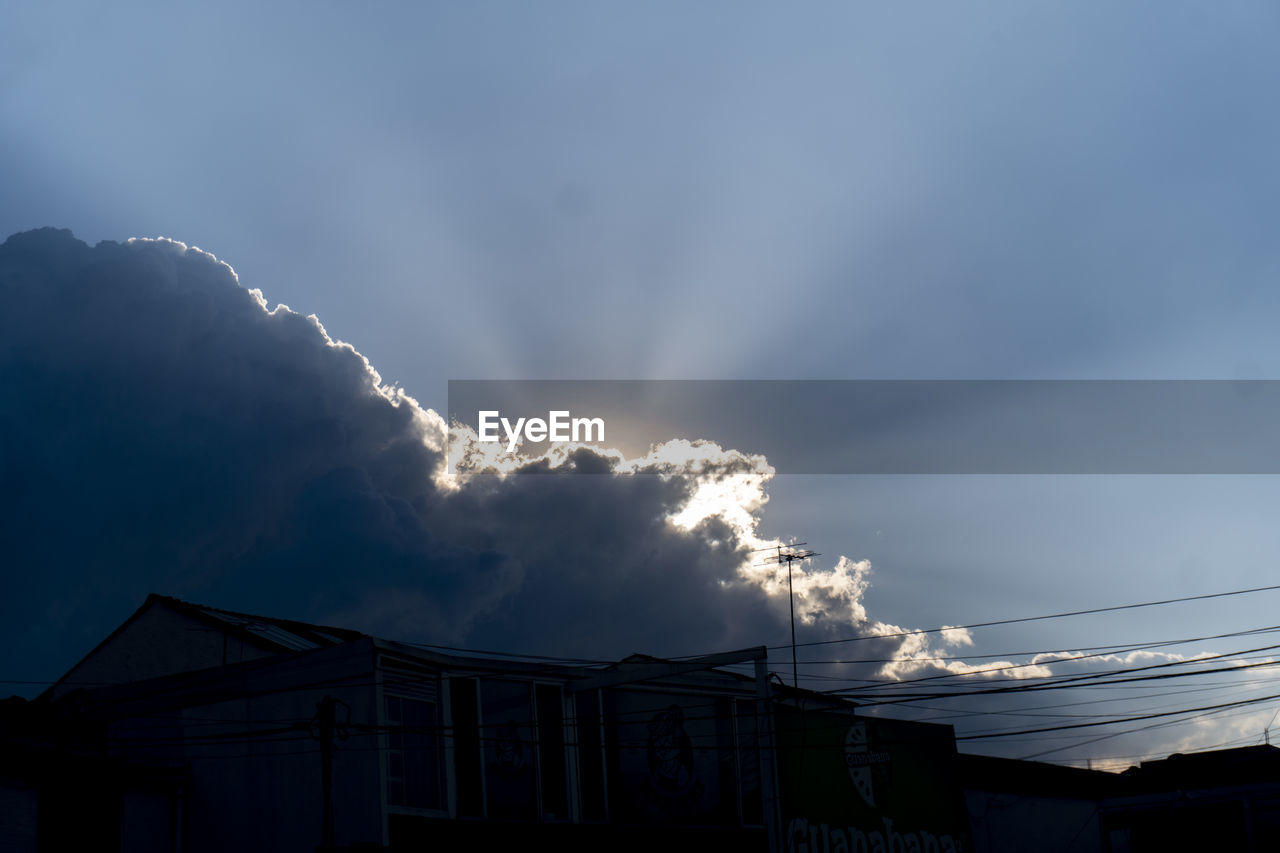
[385, 694, 445, 811]
[535, 684, 569, 821]
[574, 689, 607, 821]
[449, 678, 575, 822]
[449, 677, 484, 817]
[735, 698, 764, 826]
[480, 680, 538, 820]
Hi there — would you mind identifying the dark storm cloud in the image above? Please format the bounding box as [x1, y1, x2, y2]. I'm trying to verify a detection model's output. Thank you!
[1, 229, 949, 685]
[1, 229, 456, 665]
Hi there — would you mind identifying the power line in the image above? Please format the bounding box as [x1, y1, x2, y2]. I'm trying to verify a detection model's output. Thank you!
[786, 623, 1280, 668]
[958, 689, 1280, 742]
[779, 582, 1280, 652]
[847, 657, 1280, 707]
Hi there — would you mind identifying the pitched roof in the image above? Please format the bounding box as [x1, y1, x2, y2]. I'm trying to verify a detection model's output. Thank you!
[148, 594, 365, 652]
[42, 594, 368, 700]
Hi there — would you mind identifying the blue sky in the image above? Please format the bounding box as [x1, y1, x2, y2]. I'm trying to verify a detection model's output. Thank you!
[9, 2, 1280, 386]
[6, 2, 1280, 766]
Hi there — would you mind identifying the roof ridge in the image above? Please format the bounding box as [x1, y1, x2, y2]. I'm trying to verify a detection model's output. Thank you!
[149, 593, 366, 641]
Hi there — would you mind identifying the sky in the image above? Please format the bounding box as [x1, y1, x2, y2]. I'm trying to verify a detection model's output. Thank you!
[5, 1, 1280, 769]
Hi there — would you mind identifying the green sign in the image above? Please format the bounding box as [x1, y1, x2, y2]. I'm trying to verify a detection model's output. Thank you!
[776, 708, 971, 853]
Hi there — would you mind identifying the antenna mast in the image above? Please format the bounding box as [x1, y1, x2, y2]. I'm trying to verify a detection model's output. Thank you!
[754, 542, 820, 689]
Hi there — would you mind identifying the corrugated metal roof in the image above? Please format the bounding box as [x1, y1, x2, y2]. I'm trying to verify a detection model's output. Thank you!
[201, 609, 320, 651]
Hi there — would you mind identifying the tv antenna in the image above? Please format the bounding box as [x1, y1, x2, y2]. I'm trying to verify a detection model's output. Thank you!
[754, 542, 820, 689]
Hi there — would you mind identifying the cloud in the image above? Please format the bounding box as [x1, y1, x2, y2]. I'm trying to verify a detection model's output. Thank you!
[3, 228, 960, 685]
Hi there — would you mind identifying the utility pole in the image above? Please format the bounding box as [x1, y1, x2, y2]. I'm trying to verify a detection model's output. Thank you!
[319, 697, 336, 853]
[304, 696, 348, 853]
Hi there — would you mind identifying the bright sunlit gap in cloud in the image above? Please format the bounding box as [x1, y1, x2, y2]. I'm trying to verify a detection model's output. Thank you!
[443, 421, 1043, 683]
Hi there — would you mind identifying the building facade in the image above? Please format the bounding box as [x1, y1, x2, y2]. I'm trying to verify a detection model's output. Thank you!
[6, 594, 978, 853]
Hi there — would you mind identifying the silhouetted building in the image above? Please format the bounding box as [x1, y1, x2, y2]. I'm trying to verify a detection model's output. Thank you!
[960, 753, 1120, 853]
[958, 745, 1280, 853]
[1101, 746, 1280, 852]
[17, 594, 1280, 851]
[10, 594, 974, 853]
[0, 694, 186, 852]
